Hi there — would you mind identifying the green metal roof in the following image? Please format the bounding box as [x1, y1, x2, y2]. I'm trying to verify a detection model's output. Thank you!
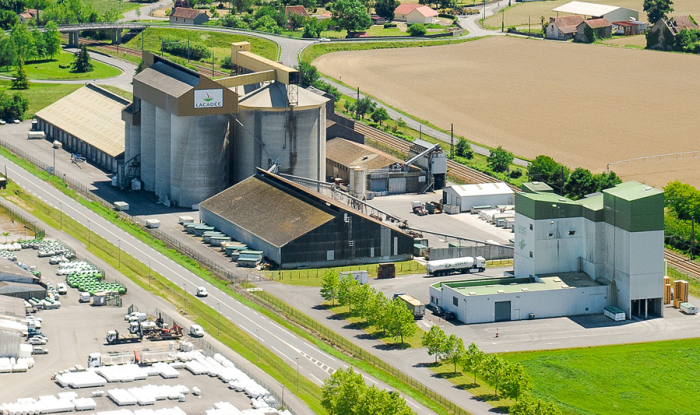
[579, 194, 604, 222]
[515, 191, 582, 220]
[521, 182, 554, 193]
[603, 181, 663, 201]
[434, 272, 603, 296]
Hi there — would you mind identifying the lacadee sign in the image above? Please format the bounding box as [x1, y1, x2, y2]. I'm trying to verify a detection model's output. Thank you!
[194, 89, 223, 109]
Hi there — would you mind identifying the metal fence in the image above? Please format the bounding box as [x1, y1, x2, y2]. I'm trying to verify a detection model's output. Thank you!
[0, 198, 46, 239]
[150, 307, 293, 414]
[247, 291, 472, 415]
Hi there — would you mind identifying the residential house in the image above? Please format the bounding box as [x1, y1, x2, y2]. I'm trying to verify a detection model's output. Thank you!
[17, 8, 38, 24]
[394, 3, 438, 24]
[285, 5, 309, 18]
[546, 15, 584, 40]
[646, 16, 699, 50]
[169, 7, 209, 25]
[575, 18, 612, 42]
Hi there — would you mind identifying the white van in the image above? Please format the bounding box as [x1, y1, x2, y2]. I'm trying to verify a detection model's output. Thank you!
[189, 324, 204, 337]
[56, 283, 68, 295]
[79, 292, 90, 303]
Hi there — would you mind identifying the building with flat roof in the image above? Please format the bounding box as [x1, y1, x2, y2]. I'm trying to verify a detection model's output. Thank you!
[442, 182, 514, 213]
[430, 181, 664, 324]
[199, 169, 414, 269]
[35, 83, 128, 173]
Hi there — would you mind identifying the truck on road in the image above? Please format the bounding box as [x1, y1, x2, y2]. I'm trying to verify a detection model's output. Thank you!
[395, 294, 426, 319]
[105, 329, 142, 345]
[426, 256, 486, 276]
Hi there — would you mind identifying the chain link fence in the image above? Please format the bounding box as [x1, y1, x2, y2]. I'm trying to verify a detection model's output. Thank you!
[151, 307, 294, 414]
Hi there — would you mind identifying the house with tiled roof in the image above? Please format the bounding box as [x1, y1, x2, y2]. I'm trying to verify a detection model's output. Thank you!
[546, 15, 585, 40]
[18, 8, 39, 23]
[575, 18, 612, 42]
[646, 16, 699, 50]
[285, 5, 309, 18]
[394, 3, 438, 24]
[169, 7, 209, 25]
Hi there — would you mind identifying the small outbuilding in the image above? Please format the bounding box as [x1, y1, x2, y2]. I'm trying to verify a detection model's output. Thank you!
[546, 15, 584, 40]
[646, 16, 699, 50]
[552, 1, 639, 23]
[612, 20, 649, 36]
[199, 169, 414, 269]
[35, 83, 128, 173]
[575, 18, 612, 42]
[442, 182, 514, 213]
[169, 7, 209, 25]
[394, 3, 438, 24]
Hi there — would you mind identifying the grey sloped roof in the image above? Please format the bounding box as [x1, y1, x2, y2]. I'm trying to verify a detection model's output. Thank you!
[134, 61, 198, 99]
[199, 176, 335, 248]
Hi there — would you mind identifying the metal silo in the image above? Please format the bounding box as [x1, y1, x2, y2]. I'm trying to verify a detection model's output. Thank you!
[232, 83, 327, 183]
[140, 101, 156, 192]
[170, 114, 230, 208]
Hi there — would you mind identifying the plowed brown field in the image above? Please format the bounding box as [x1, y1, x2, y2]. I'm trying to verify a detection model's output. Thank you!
[314, 37, 700, 188]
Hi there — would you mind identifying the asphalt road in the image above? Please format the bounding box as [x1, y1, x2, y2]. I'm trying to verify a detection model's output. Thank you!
[0, 156, 442, 415]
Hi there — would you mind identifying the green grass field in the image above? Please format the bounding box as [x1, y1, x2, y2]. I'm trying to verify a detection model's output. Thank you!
[124, 27, 278, 64]
[430, 362, 515, 413]
[263, 260, 425, 287]
[326, 303, 425, 348]
[1, 52, 121, 80]
[300, 38, 473, 63]
[99, 85, 133, 101]
[504, 338, 700, 415]
[0, 81, 81, 119]
[84, 0, 142, 17]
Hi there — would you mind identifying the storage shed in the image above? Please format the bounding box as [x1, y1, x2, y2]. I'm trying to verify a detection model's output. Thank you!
[169, 7, 209, 25]
[546, 15, 584, 40]
[199, 169, 414, 269]
[552, 1, 639, 23]
[35, 83, 127, 173]
[0, 281, 47, 301]
[442, 182, 514, 213]
[575, 18, 612, 42]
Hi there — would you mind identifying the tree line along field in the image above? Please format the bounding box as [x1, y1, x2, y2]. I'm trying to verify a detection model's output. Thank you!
[483, 0, 700, 30]
[313, 36, 700, 189]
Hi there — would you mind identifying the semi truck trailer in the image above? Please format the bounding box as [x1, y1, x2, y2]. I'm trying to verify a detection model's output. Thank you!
[426, 256, 486, 276]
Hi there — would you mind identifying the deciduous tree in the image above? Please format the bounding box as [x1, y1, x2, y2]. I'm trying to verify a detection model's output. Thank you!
[421, 325, 447, 362]
[487, 145, 513, 173]
[321, 367, 366, 415]
[320, 269, 340, 305]
[354, 96, 375, 119]
[462, 342, 485, 386]
[455, 138, 473, 159]
[643, 0, 673, 24]
[564, 167, 596, 200]
[386, 297, 416, 344]
[11, 59, 29, 90]
[527, 155, 568, 192]
[502, 362, 532, 402]
[296, 60, 319, 87]
[43, 21, 61, 60]
[331, 0, 371, 34]
[374, 0, 399, 20]
[370, 107, 389, 125]
[482, 354, 508, 398]
[441, 334, 465, 373]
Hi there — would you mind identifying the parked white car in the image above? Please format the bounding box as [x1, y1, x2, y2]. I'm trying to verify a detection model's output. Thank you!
[196, 287, 208, 297]
[12, 119, 20, 124]
[32, 346, 49, 355]
[28, 337, 47, 345]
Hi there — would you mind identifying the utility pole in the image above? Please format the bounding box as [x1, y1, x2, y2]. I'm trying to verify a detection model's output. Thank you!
[356, 87, 360, 119]
[483, 0, 486, 19]
[419, 124, 422, 140]
[59, 202, 62, 230]
[148, 259, 151, 289]
[87, 220, 91, 247]
[118, 239, 121, 268]
[256, 329, 260, 362]
[450, 123, 454, 159]
[212, 49, 215, 77]
[187, 34, 190, 63]
[217, 303, 221, 335]
[691, 218, 695, 260]
[183, 283, 187, 314]
[529, 15, 531, 37]
[502, 5, 505, 32]
[296, 358, 299, 392]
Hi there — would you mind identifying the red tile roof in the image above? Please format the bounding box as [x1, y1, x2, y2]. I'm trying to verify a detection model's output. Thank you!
[285, 5, 309, 17]
[415, 6, 438, 18]
[171, 7, 204, 19]
[394, 3, 422, 15]
[552, 15, 585, 34]
[584, 18, 612, 28]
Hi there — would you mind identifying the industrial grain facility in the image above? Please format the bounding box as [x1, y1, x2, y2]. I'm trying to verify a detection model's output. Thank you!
[35, 83, 128, 173]
[122, 44, 327, 208]
[430, 181, 664, 324]
[199, 169, 414, 269]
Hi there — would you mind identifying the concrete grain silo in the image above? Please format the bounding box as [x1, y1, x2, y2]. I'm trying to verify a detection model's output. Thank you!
[140, 101, 156, 191]
[232, 83, 327, 183]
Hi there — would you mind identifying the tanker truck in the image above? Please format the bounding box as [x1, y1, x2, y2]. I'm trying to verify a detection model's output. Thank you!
[426, 256, 486, 276]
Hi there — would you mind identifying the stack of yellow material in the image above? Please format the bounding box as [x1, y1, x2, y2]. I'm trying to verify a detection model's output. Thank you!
[673, 280, 689, 308]
[664, 276, 671, 286]
[664, 284, 672, 305]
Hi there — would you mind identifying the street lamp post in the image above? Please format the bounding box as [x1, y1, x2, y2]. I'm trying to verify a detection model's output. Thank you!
[183, 283, 187, 314]
[148, 259, 151, 289]
[87, 220, 91, 247]
[296, 358, 299, 392]
[59, 202, 62, 230]
[256, 329, 260, 362]
[53, 146, 56, 176]
[217, 302, 220, 335]
[118, 239, 121, 268]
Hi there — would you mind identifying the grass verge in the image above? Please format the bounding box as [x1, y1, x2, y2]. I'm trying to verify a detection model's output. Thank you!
[99, 85, 133, 101]
[88, 48, 143, 66]
[503, 338, 700, 415]
[430, 361, 514, 413]
[326, 303, 425, 349]
[1, 52, 122, 80]
[262, 260, 425, 287]
[300, 38, 476, 64]
[0, 180, 326, 415]
[0, 81, 81, 119]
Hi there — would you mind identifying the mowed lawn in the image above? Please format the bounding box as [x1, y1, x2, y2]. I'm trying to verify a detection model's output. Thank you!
[1, 52, 122, 80]
[483, 0, 700, 29]
[0, 81, 81, 119]
[503, 339, 700, 415]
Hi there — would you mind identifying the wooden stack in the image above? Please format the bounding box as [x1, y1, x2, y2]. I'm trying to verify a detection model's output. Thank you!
[664, 284, 672, 305]
[673, 280, 689, 308]
[377, 263, 396, 279]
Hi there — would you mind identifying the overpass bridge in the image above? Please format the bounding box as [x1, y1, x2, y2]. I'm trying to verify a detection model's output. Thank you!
[49, 23, 146, 47]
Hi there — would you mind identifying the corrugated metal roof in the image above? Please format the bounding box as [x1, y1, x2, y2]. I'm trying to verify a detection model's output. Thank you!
[199, 176, 335, 248]
[171, 7, 205, 19]
[552, 15, 585, 33]
[584, 18, 612, 28]
[238, 82, 328, 110]
[448, 182, 513, 198]
[553, 1, 621, 17]
[134, 61, 198, 99]
[412, 139, 435, 150]
[0, 296, 26, 319]
[603, 181, 662, 201]
[35, 84, 128, 157]
[327, 138, 417, 171]
[0, 281, 46, 294]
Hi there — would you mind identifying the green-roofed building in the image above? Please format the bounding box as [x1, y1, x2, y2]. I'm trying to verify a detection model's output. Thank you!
[429, 181, 664, 324]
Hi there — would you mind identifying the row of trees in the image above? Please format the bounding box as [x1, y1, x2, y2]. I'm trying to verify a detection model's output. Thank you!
[664, 181, 700, 257]
[526, 155, 622, 200]
[421, 326, 561, 414]
[0, 22, 61, 68]
[0, 91, 29, 121]
[320, 270, 417, 344]
[322, 367, 415, 415]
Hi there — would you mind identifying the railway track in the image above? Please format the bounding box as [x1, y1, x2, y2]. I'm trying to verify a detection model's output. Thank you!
[664, 249, 700, 279]
[81, 40, 230, 78]
[354, 122, 520, 191]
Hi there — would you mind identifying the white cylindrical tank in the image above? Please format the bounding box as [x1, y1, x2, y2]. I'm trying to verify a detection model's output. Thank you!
[353, 167, 366, 197]
[170, 114, 230, 208]
[140, 101, 156, 191]
[154, 106, 172, 202]
[232, 83, 327, 184]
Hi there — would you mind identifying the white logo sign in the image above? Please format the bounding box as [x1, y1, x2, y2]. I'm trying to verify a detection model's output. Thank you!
[194, 89, 223, 108]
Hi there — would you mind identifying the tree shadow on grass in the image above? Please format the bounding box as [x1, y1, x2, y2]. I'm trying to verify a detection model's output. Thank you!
[433, 371, 461, 379]
[413, 361, 440, 368]
[456, 382, 479, 390]
[312, 304, 329, 311]
[373, 342, 410, 350]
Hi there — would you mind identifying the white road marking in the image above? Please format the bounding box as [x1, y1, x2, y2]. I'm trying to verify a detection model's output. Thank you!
[270, 345, 295, 364]
[310, 374, 323, 385]
[362, 375, 377, 384]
